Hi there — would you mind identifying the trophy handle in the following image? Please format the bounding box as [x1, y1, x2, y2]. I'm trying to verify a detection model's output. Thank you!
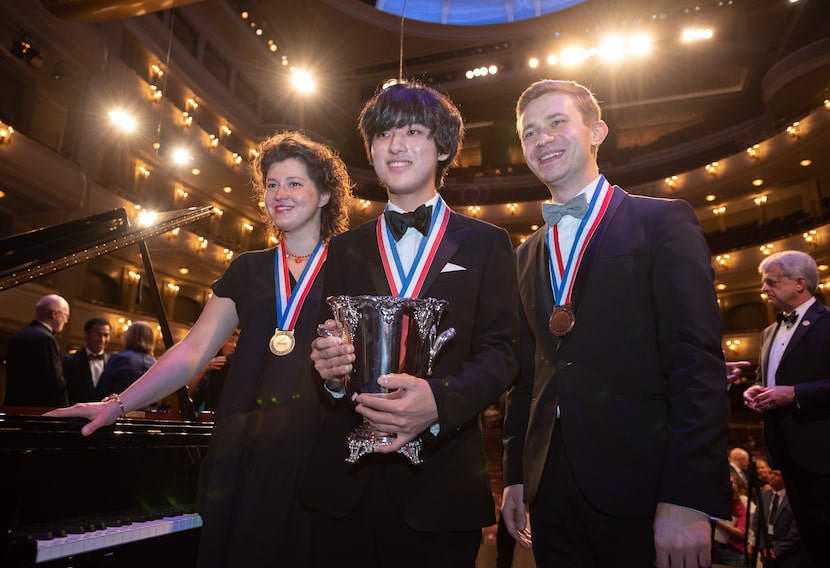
[427, 327, 456, 376]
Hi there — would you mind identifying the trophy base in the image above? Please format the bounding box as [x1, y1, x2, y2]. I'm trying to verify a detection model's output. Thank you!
[346, 422, 423, 465]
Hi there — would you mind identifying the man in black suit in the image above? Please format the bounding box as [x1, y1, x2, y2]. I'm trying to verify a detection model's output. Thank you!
[3, 294, 70, 407]
[744, 249, 830, 566]
[305, 81, 520, 567]
[62, 317, 111, 404]
[754, 469, 808, 568]
[501, 80, 731, 567]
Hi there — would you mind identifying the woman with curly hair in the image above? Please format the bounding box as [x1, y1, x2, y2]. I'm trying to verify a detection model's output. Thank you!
[48, 131, 354, 566]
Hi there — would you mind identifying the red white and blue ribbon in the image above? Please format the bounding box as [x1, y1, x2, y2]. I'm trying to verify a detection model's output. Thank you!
[377, 198, 450, 298]
[546, 176, 612, 306]
[274, 240, 327, 330]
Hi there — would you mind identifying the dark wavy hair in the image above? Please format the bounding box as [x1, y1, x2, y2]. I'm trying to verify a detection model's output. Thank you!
[250, 131, 354, 242]
[358, 80, 465, 189]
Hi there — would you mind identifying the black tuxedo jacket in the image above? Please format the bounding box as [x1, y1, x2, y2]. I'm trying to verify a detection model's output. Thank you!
[757, 300, 830, 475]
[63, 349, 106, 404]
[3, 320, 67, 407]
[300, 210, 520, 531]
[504, 186, 731, 519]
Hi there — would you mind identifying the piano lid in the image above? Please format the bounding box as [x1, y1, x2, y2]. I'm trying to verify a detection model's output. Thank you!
[0, 206, 213, 291]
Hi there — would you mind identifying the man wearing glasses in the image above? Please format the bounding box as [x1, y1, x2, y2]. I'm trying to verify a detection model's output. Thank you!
[3, 294, 70, 408]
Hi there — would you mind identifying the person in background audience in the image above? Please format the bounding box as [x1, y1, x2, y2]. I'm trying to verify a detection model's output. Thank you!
[3, 294, 70, 408]
[713, 469, 750, 566]
[730, 446, 751, 486]
[753, 469, 808, 568]
[744, 250, 830, 567]
[63, 317, 111, 404]
[47, 130, 354, 567]
[187, 328, 238, 412]
[93, 321, 156, 399]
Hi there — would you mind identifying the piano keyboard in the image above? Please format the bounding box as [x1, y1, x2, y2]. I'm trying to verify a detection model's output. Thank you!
[34, 512, 202, 563]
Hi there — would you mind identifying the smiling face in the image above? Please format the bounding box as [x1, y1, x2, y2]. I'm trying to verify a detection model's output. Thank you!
[264, 158, 330, 238]
[518, 92, 608, 201]
[370, 124, 448, 210]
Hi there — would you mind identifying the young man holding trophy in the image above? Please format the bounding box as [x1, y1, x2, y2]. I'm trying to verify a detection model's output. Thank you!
[304, 80, 521, 567]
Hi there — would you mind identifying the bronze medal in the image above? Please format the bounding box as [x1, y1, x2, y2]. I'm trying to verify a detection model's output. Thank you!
[548, 305, 575, 336]
[269, 329, 295, 356]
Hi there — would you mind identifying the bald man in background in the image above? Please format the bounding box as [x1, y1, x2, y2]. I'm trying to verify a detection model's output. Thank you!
[3, 294, 70, 408]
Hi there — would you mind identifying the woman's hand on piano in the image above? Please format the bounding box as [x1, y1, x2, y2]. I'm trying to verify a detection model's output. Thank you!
[43, 401, 123, 435]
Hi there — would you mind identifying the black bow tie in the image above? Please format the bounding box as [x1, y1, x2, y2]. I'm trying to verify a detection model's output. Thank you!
[89, 353, 105, 360]
[776, 311, 797, 327]
[384, 204, 432, 241]
[542, 193, 590, 226]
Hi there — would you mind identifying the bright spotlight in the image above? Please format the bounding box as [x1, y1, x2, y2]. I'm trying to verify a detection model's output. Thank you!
[560, 47, 586, 66]
[528, 57, 539, 69]
[598, 37, 626, 61]
[488, 65, 498, 74]
[291, 70, 315, 93]
[547, 54, 559, 65]
[109, 109, 136, 132]
[629, 34, 652, 56]
[172, 147, 191, 165]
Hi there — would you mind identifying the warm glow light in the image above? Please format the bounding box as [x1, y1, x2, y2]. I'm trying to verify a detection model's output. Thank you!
[506, 203, 519, 214]
[109, 110, 136, 132]
[560, 47, 586, 66]
[746, 144, 761, 159]
[528, 57, 539, 68]
[136, 211, 158, 227]
[752, 179, 764, 187]
[291, 70, 315, 93]
[664, 176, 678, 188]
[754, 194, 767, 205]
[715, 283, 727, 291]
[172, 147, 191, 165]
[682, 28, 714, 42]
[468, 205, 481, 217]
[598, 37, 626, 62]
[705, 194, 717, 202]
[712, 205, 726, 216]
[786, 121, 801, 138]
[629, 34, 651, 56]
[705, 162, 719, 176]
[716, 254, 730, 268]
[799, 159, 812, 167]
[760, 243, 775, 256]
[546, 54, 558, 65]
[178, 267, 190, 275]
[223, 186, 233, 193]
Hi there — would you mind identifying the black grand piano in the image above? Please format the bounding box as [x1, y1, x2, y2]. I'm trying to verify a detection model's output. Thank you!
[1, 207, 215, 567]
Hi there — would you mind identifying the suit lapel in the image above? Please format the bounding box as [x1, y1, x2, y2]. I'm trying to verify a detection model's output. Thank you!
[419, 212, 468, 295]
[759, 323, 778, 387]
[570, 185, 625, 311]
[363, 220, 392, 295]
[780, 300, 824, 362]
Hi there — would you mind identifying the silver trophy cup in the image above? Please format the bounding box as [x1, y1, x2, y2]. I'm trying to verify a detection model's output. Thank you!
[324, 295, 455, 465]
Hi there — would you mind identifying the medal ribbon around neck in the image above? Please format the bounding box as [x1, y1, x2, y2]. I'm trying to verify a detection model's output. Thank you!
[378, 198, 450, 298]
[275, 239, 327, 331]
[546, 177, 612, 306]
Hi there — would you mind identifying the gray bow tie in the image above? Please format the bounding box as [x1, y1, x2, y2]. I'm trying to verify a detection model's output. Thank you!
[542, 193, 589, 226]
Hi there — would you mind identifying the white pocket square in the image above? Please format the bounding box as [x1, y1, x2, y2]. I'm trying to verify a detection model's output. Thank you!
[440, 262, 466, 273]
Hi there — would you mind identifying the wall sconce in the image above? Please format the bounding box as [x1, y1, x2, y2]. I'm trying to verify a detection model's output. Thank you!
[10, 35, 44, 68]
[468, 205, 481, 217]
[803, 229, 819, 247]
[213, 207, 224, 217]
[175, 187, 189, 200]
[712, 205, 726, 216]
[725, 339, 741, 354]
[231, 152, 243, 166]
[181, 111, 193, 128]
[0, 121, 15, 145]
[242, 222, 254, 233]
[760, 243, 775, 256]
[166, 282, 180, 294]
[186, 97, 198, 112]
[149, 84, 163, 102]
[197, 236, 209, 252]
[128, 270, 141, 283]
[746, 144, 762, 160]
[249, 147, 260, 159]
[753, 194, 767, 205]
[664, 175, 678, 188]
[150, 64, 164, 81]
[220, 124, 232, 138]
[715, 254, 730, 269]
[704, 162, 719, 176]
[506, 203, 519, 215]
[166, 227, 181, 241]
[208, 134, 220, 148]
[223, 248, 234, 262]
[137, 165, 151, 178]
[786, 121, 801, 138]
[359, 199, 371, 211]
[117, 317, 133, 335]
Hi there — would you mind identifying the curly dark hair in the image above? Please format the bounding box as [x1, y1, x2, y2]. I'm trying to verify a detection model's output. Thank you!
[249, 131, 354, 242]
[358, 80, 465, 189]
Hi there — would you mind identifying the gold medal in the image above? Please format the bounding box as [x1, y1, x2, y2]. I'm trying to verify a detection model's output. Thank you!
[548, 305, 575, 336]
[269, 329, 295, 356]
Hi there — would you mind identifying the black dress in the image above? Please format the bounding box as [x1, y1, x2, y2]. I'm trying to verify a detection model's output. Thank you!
[196, 248, 327, 567]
